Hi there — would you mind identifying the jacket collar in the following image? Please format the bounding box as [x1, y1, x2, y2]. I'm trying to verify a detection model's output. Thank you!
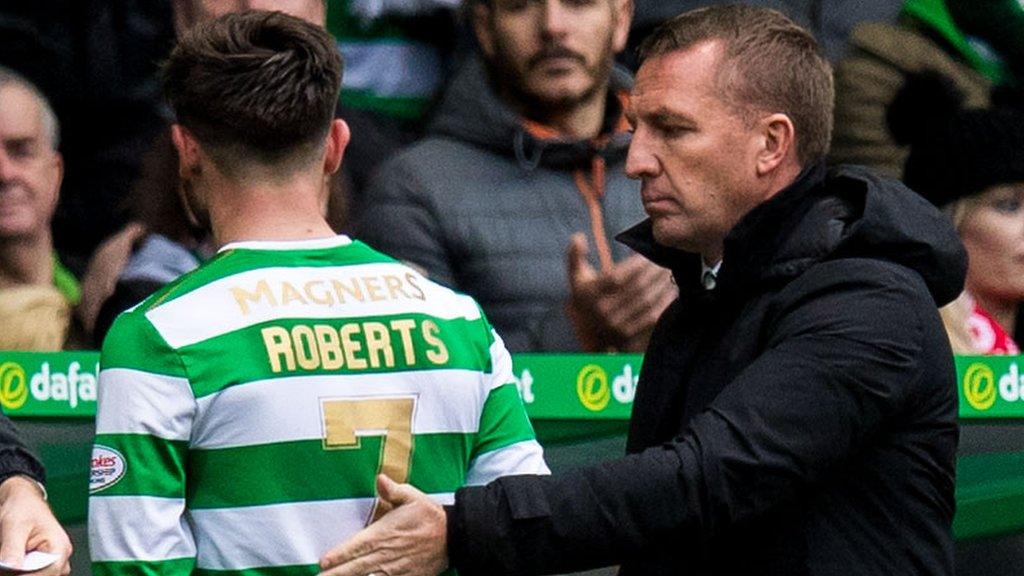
[617, 162, 828, 293]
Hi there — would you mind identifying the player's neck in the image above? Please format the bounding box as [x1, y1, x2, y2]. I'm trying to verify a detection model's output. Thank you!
[0, 233, 54, 289]
[208, 177, 336, 248]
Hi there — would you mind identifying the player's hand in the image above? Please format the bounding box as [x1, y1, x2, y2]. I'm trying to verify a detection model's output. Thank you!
[0, 476, 72, 576]
[567, 233, 676, 351]
[319, 475, 447, 576]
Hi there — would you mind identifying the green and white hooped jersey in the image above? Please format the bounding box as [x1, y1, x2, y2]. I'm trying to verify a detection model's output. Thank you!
[89, 235, 548, 576]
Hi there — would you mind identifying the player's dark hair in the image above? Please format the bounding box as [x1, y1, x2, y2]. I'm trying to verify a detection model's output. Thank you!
[163, 11, 343, 170]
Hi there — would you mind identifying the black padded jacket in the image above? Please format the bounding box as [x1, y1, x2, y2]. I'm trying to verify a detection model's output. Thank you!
[446, 163, 965, 576]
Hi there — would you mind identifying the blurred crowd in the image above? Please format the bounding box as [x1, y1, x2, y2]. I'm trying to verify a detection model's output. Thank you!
[2, 0, 1024, 358]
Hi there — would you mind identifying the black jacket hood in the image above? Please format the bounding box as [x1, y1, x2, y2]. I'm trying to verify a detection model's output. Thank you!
[427, 56, 634, 170]
[619, 163, 967, 306]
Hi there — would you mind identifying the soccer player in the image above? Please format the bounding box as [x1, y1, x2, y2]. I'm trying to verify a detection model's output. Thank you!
[87, 11, 547, 576]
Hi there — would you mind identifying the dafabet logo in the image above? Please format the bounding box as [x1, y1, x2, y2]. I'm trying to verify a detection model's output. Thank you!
[577, 365, 611, 411]
[963, 363, 996, 411]
[0, 362, 29, 410]
[963, 361, 1024, 412]
[0, 361, 97, 413]
[575, 364, 639, 412]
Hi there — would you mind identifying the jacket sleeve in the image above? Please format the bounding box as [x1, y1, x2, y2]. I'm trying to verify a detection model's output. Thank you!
[447, 262, 933, 575]
[355, 157, 457, 288]
[465, 330, 549, 486]
[89, 311, 197, 576]
[0, 415, 45, 486]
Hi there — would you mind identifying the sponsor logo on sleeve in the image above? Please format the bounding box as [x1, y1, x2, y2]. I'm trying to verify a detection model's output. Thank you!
[90, 446, 127, 494]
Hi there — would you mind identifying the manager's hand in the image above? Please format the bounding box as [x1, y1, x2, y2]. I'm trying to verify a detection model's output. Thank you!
[319, 475, 448, 576]
[0, 476, 72, 576]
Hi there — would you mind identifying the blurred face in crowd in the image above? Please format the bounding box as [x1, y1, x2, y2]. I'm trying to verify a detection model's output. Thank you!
[0, 84, 62, 242]
[473, 0, 631, 114]
[958, 184, 1024, 307]
[175, 0, 326, 31]
[626, 42, 780, 261]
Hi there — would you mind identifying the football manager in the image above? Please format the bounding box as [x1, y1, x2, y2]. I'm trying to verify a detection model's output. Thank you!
[319, 4, 966, 576]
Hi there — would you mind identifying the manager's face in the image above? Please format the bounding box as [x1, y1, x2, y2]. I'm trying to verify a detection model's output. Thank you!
[626, 41, 767, 260]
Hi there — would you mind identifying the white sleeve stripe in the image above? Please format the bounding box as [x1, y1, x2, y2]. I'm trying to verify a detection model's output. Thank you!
[88, 496, 195, 562]
[466, 439, 550, 486]
[96, 368, 195, 440]
[486, 330, 515, 392]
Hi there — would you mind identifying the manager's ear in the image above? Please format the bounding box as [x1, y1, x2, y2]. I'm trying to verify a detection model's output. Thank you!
[756, 113, 795, 177]
[324, 119, 350, 176]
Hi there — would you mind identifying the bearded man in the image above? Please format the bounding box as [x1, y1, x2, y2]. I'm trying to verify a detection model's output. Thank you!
[356, 0, 676, 353]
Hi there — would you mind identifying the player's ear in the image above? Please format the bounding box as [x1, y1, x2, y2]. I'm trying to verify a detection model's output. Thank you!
[324, 119, 350, 176]
[171, 124, 202, 179]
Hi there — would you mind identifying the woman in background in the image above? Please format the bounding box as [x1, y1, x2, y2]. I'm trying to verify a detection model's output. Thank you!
[890, 71, 1024, 354]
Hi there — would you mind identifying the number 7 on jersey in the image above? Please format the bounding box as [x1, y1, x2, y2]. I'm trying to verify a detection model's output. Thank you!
[320, 396, 417, 525]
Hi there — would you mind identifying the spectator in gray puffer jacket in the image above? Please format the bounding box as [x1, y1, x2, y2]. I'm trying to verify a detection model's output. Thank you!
[356, 0, 675, 352]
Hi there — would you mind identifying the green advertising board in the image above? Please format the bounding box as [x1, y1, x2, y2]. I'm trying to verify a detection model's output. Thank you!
[0, 351, 646, 421]
[511, 353, 640, 420]
[2, 351, 1023, 543]
[3, 352, 1024, 421]
[958, 355, 1024, 419]
[0, 352, 99, 418]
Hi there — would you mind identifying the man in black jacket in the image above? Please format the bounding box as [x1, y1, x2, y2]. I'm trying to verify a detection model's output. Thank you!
[0, 415, 71, 576]
[318, 6, 965, 576]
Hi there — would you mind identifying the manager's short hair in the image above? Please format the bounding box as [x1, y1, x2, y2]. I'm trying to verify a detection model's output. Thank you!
[163, 11, 343, 173]
[639, 4, 834, 166]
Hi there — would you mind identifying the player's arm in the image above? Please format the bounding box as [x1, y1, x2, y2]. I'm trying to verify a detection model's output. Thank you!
[465, 329, 548, 486]
[90, 311, 197, 576]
